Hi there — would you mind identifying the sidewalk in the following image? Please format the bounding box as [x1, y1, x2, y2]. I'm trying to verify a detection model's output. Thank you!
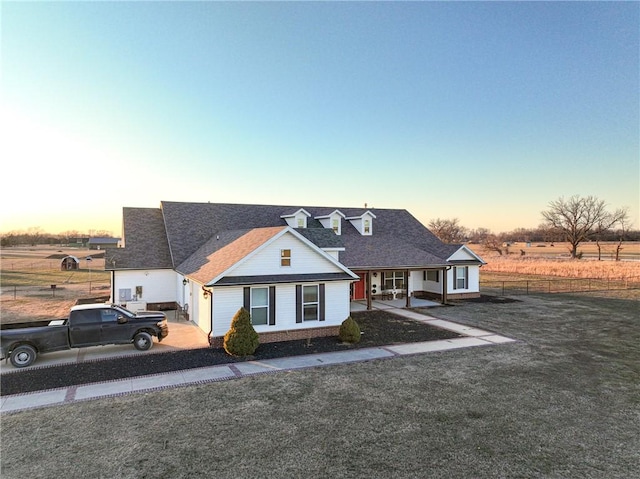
[1, 310, 516, 414]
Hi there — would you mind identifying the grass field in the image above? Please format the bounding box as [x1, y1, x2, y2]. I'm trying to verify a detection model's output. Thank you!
[469, 241, 640, 262]
[1, 293, 638, 478]
[1, 246, 111, 323]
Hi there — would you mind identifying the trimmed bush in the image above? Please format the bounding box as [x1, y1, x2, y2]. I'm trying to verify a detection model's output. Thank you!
[223, 307, 259, 357]
[339, 316, 361, 344]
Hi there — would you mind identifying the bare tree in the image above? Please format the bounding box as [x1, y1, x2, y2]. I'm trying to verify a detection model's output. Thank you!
[428, 218, 467, 243]
[482, 234, 505, 256]
[541, 195, 628, 259]
[613, 209, 631, 261]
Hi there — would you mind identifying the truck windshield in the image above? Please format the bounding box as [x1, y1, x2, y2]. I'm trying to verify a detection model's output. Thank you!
[113, 305, 135, 318]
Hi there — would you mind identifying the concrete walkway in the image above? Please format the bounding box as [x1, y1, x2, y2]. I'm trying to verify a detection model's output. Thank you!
[0, 308, 516, 414]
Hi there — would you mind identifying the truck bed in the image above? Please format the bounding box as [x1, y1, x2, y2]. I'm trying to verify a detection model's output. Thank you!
[1, 319, 68, 330]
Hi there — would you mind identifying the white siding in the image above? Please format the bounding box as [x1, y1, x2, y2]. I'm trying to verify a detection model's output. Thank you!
[230, 233, 345, 277]
[112, 269, 176, 305]
[447, 265, 480, 294]
[210, 281, 352, 338]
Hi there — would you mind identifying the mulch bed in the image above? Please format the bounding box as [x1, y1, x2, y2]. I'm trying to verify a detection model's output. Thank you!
[1, 309, 461, 396]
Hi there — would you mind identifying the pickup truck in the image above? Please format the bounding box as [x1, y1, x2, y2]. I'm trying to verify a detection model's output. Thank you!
[0, 303, 169, 368]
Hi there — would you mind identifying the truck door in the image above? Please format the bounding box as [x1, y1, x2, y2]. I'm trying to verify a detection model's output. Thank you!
[68, 310, 101, 346]
[99, 308, 130, 344]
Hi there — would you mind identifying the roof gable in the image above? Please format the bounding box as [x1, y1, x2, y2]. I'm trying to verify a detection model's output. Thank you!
[179, 226, 357, 286]
[447, 245, 486, 264]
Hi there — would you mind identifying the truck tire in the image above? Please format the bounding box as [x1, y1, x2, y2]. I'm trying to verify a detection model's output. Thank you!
[10, 345, 37, 368]
[133, 332, 153, 351]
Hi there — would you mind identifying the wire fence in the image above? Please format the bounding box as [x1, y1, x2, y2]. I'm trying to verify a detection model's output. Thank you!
[0, 280, 111, 301]
[481, 276, 640, 296]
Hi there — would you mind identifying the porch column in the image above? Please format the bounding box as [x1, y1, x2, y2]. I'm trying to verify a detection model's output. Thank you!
[405, 269, 411, 308]
[366, 270, 372, 311]
[442, 267, 448, 305]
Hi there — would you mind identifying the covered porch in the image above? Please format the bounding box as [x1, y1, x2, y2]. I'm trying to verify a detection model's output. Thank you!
[350, 296, 441, 313]
[350, 267, 449, 311]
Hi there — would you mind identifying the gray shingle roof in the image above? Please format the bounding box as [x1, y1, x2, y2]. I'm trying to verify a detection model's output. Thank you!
[110, 201, 481, 271]
[105, 207, 172, 270]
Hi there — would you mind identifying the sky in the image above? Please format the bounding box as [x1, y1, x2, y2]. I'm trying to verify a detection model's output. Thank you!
[1, 1, 638, 237]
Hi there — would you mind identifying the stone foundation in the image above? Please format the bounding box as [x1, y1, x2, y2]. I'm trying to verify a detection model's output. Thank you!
[209, 325, 340, 348]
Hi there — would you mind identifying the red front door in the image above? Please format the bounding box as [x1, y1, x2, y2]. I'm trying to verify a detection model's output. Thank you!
[352, 272, 367, 300]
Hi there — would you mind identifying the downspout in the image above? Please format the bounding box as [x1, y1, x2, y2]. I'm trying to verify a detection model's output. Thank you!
[202, 286, 214, 347]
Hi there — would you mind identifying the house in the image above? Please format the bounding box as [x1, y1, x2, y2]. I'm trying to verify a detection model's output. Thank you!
[88, 237, 121, 250]
[105, 201, 485, 346]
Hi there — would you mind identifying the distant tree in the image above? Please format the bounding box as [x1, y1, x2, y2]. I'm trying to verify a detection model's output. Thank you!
[482, 234, 506, 256]
[428, 218, 467, 243]
[541, 195, 628, 259]
[613, 209, 631, 261]
[468, 227, 491, 243]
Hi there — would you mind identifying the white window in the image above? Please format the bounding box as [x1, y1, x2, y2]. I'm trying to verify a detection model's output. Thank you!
[303, 285, 319, 321]
[332, 218, 339, 233]
[251, 287, 269, 326]
[297, 218, 305, 228]
[364, 219, 370, 234]
[281, 249, 291, 267]
[383, 271, 405, 290]
[455, 266, 468, 289]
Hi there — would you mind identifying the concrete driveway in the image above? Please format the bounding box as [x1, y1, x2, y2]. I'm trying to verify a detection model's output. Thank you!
[0, 316, 210, 373]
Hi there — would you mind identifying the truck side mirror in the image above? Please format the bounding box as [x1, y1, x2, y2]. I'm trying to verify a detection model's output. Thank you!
[117, 316, 128, 324]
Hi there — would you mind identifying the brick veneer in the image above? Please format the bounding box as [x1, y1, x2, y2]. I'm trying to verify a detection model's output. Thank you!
[209, 325, 340, 348]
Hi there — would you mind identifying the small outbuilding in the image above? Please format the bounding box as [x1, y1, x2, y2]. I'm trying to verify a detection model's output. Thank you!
[61, 256, 80, 271]
[88, 237, 121, 250]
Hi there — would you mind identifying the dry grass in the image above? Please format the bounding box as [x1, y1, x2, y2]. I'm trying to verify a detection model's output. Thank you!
[1, 246, 110, 323]
[479, 256, 640, 280]
[2, 294, 638, 478]
[469, 242, 640, 281]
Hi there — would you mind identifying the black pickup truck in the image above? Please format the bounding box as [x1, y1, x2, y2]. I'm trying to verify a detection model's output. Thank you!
[0, 304, 169, 368]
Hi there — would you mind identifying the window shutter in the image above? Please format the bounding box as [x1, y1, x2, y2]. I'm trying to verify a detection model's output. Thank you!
[269, 286, 276, 325]
[295, 285, 302, 323]
[453, 267, 458, 290]
[464, 266, 469, 290]
[319, 283, 325, 321]
[243, 287, 250, 310]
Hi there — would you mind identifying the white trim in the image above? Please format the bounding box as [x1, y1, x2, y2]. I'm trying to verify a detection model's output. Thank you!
[447, 245, 486, 264]
[206, 227, 359, 286]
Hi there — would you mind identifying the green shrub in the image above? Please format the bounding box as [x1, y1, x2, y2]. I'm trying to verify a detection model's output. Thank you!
[223, 307, 259, 357]
[339, 316, 361, 343]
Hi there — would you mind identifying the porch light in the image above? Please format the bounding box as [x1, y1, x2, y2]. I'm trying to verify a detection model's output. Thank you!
[183, 278, 188, 286]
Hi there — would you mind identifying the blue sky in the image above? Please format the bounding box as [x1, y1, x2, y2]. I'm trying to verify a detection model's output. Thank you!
[2, 1, 638, 236]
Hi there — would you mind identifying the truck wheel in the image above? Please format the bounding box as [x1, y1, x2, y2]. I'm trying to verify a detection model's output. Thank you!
[10, 345, 37, 368]
[133, 332, 153, 351]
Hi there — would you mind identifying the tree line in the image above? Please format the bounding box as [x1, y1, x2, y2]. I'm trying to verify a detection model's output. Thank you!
[1, 196, 636, 259]
[0, 229, 116, 248]
[429, 195, 637, 260]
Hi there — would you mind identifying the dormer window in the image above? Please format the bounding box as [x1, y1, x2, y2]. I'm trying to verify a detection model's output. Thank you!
[314, 210, 345, 235]
[346, 210, 376, 236]
[280, 208, 311, 229]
